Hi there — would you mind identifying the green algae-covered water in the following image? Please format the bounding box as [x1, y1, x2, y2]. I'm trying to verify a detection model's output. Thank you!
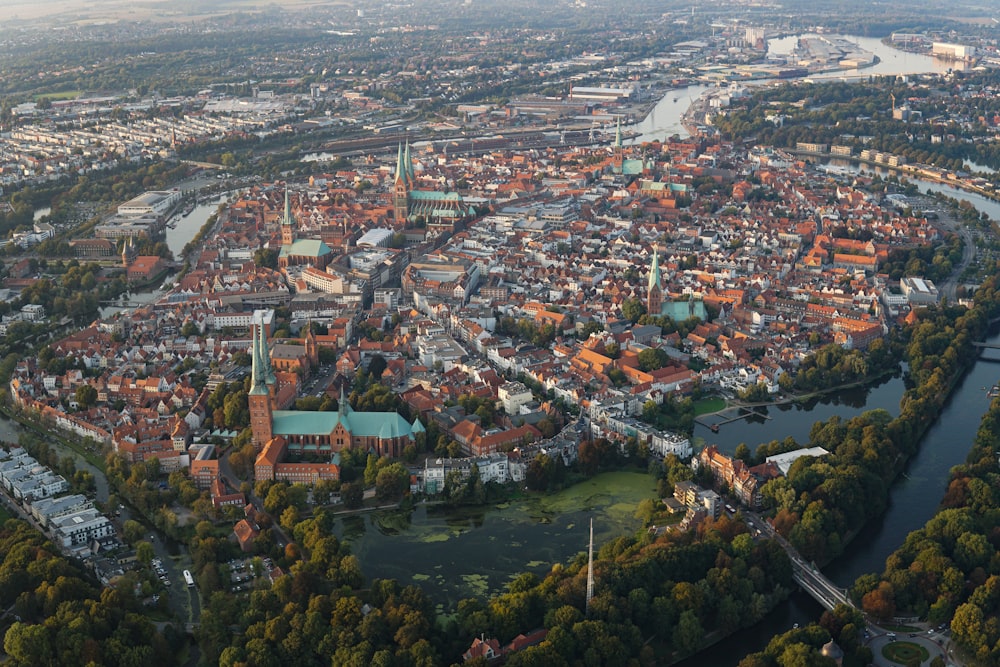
[338, 472, 655, 608]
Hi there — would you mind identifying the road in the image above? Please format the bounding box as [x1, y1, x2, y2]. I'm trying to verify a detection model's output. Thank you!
[115, 504, 199, 624]
[0, 415, 200, 629]
[913, 194, 975, 302]
[218, 451, 293, 549]
[866, 628, 951, 667]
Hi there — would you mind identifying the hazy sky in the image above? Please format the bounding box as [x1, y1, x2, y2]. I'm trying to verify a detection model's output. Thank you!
[0, 0, 315, 25]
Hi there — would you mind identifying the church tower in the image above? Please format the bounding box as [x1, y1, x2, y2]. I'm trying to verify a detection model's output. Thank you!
[612, 117, 624, 174]
[249, 322, 274, 450]
[280, 188, 296, 247]
[393, 143, 410, 223]
[304, 319, 319, 368]
[647, 248, 663, 316]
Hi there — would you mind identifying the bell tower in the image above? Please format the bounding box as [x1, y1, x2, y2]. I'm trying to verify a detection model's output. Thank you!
[393, 143, 410, 223]
[281, 188, 296, 246]
[249, 322, 274, 450]
[612, 117, 624, 174]
[647, 248, 663, 316]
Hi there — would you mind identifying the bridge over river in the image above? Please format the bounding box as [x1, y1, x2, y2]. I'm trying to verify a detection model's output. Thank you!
[744, 513, 852, 612]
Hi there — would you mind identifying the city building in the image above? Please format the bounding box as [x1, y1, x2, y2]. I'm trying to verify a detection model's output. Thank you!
[248, 322, 422, 457]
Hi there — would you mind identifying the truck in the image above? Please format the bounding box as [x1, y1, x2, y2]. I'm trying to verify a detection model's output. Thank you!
[183, 570, 195, 587]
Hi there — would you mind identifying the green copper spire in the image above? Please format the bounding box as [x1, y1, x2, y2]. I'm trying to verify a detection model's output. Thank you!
[395, 143, 406, 183]
[249, 323, 268, 396]
[404, 140, 415, 184]
[261, 321, 276, 386]
[648, 247, 661, 292]
[282, 189, 293, 226]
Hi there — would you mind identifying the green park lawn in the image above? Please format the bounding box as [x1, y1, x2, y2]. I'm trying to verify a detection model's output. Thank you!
[882, 641, 929, 665]
[693, 397, 726, 416]
[34, 90, 83, 101]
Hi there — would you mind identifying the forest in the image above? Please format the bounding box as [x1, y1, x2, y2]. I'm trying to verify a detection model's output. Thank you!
[0, 521, 173, 667]
[852, 381, 1000, 664]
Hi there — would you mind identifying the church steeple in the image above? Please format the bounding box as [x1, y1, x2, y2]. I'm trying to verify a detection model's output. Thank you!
[261, 321, 276, 387]
[647, 247, 663, 316]
[281, 188, 296, 246]
[339, 386, 350, 414]
[404, 140, 415, 185]
[249, 322, 268, 396]
[612, 117, 624, 174]
[393, 143, 410, 223]
[248, 321, 274, 449]
[394, 143, 407, 185]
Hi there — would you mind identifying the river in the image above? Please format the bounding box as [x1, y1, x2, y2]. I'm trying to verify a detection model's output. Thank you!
[349, 43, 1000, 657]
[633, 34, 965, 144]
[165, 197, 227, 259]
[823, 157, 1000, 221]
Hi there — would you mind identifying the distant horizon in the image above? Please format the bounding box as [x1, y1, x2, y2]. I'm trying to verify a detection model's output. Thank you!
[0, 0, 337, 25]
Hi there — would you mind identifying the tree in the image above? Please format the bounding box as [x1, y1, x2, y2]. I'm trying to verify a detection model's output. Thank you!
[4, 623, 55, 665]
[74, 384, 97, 409]
[136, 541, 155, 565]
[525, 453, 554, 491]
[375, 463, 409, 501]
[342, 482, 363, 509]
[637, 347, 668, 372]
[861, 581, 896, 621]
[253, 248, 278, 270]
[367, 354, 388, 382]
[673, 609, 703, 655]
[622, 298, 646, 324]
[364, 454, 381, 487]
[123, 519, 144, 544]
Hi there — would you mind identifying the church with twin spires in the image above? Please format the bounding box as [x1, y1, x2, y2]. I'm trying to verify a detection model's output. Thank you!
[248, 322, 423, 459]
[392, 141, 474, 236]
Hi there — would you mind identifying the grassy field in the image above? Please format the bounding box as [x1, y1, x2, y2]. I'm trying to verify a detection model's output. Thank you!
[693, 397, 726, 416]
[882, 641, 929, 665]
[35, 91, 83, 101]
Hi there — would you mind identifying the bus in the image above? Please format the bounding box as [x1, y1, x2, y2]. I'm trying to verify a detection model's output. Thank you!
[183, 570, 195, 587]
